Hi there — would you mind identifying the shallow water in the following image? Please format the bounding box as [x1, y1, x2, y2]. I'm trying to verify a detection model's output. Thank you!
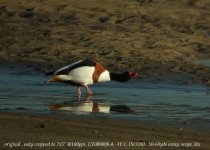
[0, 64, 210, 124]
[197, 59, 210, 67]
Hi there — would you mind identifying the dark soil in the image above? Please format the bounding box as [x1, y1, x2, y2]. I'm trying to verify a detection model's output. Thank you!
[0, 0, 210, 84]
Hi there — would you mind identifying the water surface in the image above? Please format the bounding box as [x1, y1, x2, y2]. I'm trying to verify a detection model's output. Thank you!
[197, 59, 210, 67]
[0, 64, 210, 125]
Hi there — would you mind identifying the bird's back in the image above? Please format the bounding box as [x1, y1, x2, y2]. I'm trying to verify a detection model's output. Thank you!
[55, 59, 96, 75]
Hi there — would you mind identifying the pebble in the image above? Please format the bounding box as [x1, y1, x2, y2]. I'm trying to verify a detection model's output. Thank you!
[99, 14, 109, 23]
[93, 130, 98, 134]
[183, 120, 193, 126]
[19, 9, 35, 18]
[206, 80, 210, 86]
[16, 107, 26, 110]
[35, 123, 45, 128]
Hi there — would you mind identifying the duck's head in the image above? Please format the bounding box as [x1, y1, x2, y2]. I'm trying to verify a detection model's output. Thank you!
[110, 71, 139, 82]
[127, 71, 139, 79]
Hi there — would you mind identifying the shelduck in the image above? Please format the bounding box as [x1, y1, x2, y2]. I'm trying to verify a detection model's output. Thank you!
[47, 59, 138, 97]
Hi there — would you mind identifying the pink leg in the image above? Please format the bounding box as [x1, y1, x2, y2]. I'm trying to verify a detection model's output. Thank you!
[77, 86, 81, 101]
[77, 86, 81, 96]
[84, 85, 93, 95]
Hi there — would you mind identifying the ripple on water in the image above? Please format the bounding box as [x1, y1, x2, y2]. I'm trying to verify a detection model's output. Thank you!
[0, 64, 210, 124]
[197, 59, 210, 67]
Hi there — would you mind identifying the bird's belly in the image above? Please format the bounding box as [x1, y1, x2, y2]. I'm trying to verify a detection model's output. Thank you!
[68, 66, 95, 85]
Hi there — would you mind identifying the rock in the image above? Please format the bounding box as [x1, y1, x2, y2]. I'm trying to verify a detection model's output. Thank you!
[206, 80, 210, 86]
[61, 13, 77, 20]
[115, 15, 136, 24]
[0, 5, 7, 15]
[99, 14, 109, 23]
[40, 123, 45, 128]
[177, 132, 182, 136]
[170, 66, 181, 73]
[110, 105, 135, 113]
[25, 7, 34, 11]
[115, 56, 123, 61]
[99, 49, 112, 55]
[19, 10, 35, 18]
[187, 0, 197, 6]
[178, 27, 189, 33]
[207, 31, 210, 37]
[136, 0, 153, 3]
[184, 79, 194, 84]
[151, 128, 157, 132]
[195, 43, 209, 53]
[92, 130, 98, 134]
[183, 120, 193, 126]
[35, 123, 45, 128]
[194, 23, 209, 30]
[16, 107, 26, 110]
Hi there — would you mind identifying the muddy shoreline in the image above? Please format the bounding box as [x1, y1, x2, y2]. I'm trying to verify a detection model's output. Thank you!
[0, 112, 210, 150]
[0, 0, 210, 85]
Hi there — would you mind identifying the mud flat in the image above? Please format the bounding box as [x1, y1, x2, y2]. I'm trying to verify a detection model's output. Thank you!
[0, 0, 210, 85]
[0, 112, 210, 150]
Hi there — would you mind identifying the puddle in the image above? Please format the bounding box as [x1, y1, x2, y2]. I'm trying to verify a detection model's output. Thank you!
[49, 99, 135, 114]
[197, 59, 210, 67]
[0, 64, 210, 124]
[49, 101, 111, 114]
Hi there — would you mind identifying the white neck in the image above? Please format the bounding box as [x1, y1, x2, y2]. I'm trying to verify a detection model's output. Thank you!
[98, 70, 111, 83]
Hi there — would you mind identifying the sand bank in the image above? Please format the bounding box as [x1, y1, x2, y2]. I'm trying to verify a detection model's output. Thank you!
[0, 112, 210, 150]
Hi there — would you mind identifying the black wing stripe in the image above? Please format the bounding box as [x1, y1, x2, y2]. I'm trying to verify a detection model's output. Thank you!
[55, 59, 96, 75]
[68, 59, 96, 71]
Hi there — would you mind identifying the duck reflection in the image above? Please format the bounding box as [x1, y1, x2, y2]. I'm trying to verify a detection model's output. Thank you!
[77, 94, 92, 102]
[48, 95, 110, 113]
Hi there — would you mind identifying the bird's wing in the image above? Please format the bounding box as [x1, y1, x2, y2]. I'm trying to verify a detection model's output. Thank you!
[54, 59, 96, 75]
[54, 60, 83, 75]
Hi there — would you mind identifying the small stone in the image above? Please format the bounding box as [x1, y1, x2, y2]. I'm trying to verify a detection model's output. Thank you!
[25, 7, 34, 11]
[136, 0, 153, 3]
[151, 128, 156, 132]
[0, 6, 7, 15]
[16, 107, 26, 110]
[19, 10, 34, 18]
[177, 132, 182, 136]
[184, 79, 193, 84]
[99, 14, 109, 23]
[110, 105, 135, 113]
[93, 130, 98, 134]
[35, 123, 45, 128]
[206, 80, 210, 86]
[40, 123, 45, 128]
[183, 120, 192, 126]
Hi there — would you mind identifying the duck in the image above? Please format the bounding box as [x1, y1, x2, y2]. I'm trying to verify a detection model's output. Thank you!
[47, 59, 138, 97]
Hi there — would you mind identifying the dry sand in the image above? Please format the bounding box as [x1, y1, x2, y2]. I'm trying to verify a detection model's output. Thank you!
[0, 112, 210, 150]
[0, 0, 210, 84]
